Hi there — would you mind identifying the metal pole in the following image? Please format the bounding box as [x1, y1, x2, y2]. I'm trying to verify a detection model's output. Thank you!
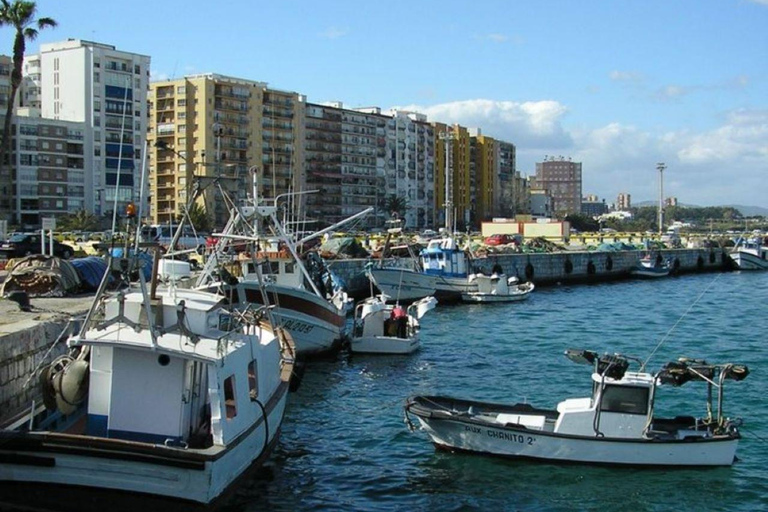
[657, 162, 666, 235]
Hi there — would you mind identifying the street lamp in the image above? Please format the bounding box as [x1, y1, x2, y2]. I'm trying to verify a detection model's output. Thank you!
[657, 162, 666, 235]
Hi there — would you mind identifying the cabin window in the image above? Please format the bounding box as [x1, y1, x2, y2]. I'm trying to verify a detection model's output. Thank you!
[224, 375, 237, 419]
[600, 385, 649, 415]
[248, 360, 258, 401]
[285, 262, 295, 274]
[218, 313, 235, 332]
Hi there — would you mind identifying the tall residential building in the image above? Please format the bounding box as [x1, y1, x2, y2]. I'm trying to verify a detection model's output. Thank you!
[148, 73, 305, 228]
[304, 103, 386, 230]
[433, 122, 471, 230]
[35, 39, 150, 218]
[0, 55, 12, 219]
[497, 140, 516, 218]
[469, 130, 494, 226]
[468, 130, 517, 226]
[149, 74, 264, 226]
[385, 110, 435, 230]
[533, 157, 582, 216]
[12, 112, 87, 227]
[616, 192, 631, 210]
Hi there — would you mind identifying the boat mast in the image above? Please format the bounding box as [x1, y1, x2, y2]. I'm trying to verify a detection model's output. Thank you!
[657, 162, 666, 236]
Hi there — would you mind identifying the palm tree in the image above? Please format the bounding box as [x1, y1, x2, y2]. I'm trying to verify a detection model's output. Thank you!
[0, 1, 57, 189]
[58, 209, 100, 232]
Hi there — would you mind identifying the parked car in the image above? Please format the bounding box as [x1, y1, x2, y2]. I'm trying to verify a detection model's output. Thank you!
[0, 233, 75, 259]
[484, 234, 521, 246]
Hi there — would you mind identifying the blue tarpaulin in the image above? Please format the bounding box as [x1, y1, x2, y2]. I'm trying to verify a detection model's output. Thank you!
[70, 257, 108, 290]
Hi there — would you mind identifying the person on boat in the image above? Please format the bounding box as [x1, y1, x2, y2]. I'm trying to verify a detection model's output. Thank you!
[390, 305, 407, 338]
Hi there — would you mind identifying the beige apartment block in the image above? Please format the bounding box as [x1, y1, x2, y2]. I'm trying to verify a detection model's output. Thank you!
[148, 74, 304, 227]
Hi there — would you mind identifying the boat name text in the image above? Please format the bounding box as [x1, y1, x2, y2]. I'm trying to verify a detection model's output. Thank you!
[466, 425, 535, 445]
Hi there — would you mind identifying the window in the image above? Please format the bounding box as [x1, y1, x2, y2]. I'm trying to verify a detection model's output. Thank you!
[600, 385, 649, 415]
[247, 361, 258, 400]
[223, 375, 237, 419]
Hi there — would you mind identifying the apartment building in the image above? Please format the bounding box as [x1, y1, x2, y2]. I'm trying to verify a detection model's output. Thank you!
[433, 123, 471, 230]
[384, 110, 435, 230]
[533, 157, 582, 216]
[0, 55, 12, 220]
[32, 39, 150, 218]
[304, 103, 386, 230]
[617, 192, 631, 210]
[12, 113, 87, 227]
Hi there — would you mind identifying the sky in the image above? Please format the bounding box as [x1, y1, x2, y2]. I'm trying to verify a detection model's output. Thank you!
[2, 0, 766, 208]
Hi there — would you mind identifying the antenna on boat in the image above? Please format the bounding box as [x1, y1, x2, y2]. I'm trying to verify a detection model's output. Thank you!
[640, 273, 722, 372]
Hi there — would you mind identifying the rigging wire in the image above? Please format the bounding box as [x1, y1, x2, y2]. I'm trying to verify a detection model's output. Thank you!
[640, 273, 723, 372]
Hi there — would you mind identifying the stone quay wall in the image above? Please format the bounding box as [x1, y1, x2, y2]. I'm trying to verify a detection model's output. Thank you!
[0, 317, 72, 422]
[327, 248, 733, 297]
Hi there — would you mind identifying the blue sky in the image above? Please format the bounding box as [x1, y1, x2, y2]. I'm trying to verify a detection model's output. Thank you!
[3, 0, 766, 208]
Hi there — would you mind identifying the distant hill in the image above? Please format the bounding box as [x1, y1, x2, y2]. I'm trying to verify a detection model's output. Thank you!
[632, 202, 768, 217]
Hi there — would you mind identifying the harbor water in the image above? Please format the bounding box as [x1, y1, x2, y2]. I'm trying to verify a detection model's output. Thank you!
[221, 270, 768, 511]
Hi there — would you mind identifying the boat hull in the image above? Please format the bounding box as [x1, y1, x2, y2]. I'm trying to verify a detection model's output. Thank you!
[731, 250, 768, 270]
[239, 283, 345, 357]
[461, 290, 532, 303]
[350, 334, 420, 354]
[368, 267, 436, 301]
[406, 398, 739, 467]
[0, 384, 290, 504]
[630, 267, 670, 278]
[433, 275, 477, 301]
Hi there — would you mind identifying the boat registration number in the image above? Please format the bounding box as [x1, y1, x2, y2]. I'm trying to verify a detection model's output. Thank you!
[281, 319, 314, 334]
[466, 425, 536, 445]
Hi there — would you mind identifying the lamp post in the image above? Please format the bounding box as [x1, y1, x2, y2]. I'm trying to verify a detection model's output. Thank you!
[657, 162, 666, 235]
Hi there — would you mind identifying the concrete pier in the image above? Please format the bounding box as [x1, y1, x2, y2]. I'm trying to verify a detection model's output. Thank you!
[327, 248, 733, 296]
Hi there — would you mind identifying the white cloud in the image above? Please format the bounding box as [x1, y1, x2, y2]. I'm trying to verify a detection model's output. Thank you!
[319, 27, 348, 39]
[394, 99, 572, 149]
[485, 33, 508, 43]
[609, 70, 644, 83]
[391, 99, 767, 206]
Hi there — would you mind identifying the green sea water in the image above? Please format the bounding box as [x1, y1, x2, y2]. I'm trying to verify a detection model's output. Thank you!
[226, 271, 768, 512]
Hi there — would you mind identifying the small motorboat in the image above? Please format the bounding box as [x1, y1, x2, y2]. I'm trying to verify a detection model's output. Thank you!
[405, 349, 749, 466]
[730, 237, 768, 270]
[350, 295, 437, 354]
[630, 254, 671, 278]
[461, 273, 535, 303]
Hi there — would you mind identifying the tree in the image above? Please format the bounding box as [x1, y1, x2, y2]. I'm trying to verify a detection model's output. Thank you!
[182, 202, 212, 233]
[58, 209, 100, 232]
[0, 1, 57, 194]
[382, 194, 408, 222]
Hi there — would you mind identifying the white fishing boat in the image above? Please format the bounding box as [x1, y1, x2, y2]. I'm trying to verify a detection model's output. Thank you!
[368, 266, 437, 302]
[420, 236, 477, 301]
[461, 273, 534, 303]
[0, 253, 295, 504]
[368, 218, 437, 302]
[196, 185, 371, 358]
[350, 295, 437, 354]
[630, 254, 671, 278]
[405, 349, 749, 467]
[231, 246, 349, 358]
[730, 237, 768, 270]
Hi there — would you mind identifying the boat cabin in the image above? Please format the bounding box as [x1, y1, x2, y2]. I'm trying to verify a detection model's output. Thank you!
[74, 289, 281, 449]
[554, 371, 654, 439]
[421, 237, 470, 277]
